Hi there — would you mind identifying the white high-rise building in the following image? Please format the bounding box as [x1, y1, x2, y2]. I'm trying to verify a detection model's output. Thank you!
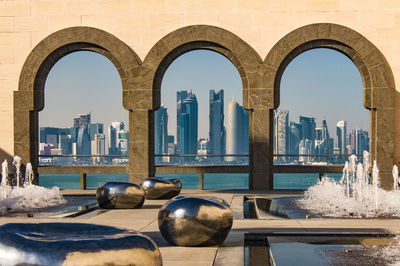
[93, 133, 105, 163]
[225, 101, 248, 161]
[108, 122, 124, 155]
[336, 120, 347, 154]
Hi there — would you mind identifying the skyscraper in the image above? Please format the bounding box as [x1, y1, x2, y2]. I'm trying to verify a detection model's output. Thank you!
[71, 114, 92, 156]
[39, 127, 59, 154]
[176, 90, 188, 154]
[89, 123, 104, 142]
[73, 113, 91, 128]
[349, 129, 369, 154]
[59, 128, 72, 155]
[118, 130, 129, 156]
[155, 105, 169, 155]
[315, 119, 333, 157]
[299, 116, 316, 144]
[336, 120, 347, 154]
[108, 122, 124, 155]
[93, 133, 105, 163]
[177, 90, 198, 158]
[76, 126, 91, 155]
[89, 123, 104, 156]
[289, 121, 302, 156]
[209, 90, 225, 155]
[225, 101, 248, 161]
[274, 110, 289, 162]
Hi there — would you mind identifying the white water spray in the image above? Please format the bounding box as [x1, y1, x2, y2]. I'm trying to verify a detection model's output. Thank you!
[0, 157, 66, 216]
[299, 151, 400, 218]
[372, 160, 380, 211]
[12, 156, 21, 187]
[24, 163, 34, 187]
[1, 160, 7, 199]
[393, 165, 399, 191]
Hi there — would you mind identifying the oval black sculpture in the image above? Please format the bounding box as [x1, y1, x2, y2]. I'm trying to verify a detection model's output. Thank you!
[0, 223, 162, 266]
[158, 195, 233, 246]
[97, 181, 145, 209]
[141, 177, 182, 199]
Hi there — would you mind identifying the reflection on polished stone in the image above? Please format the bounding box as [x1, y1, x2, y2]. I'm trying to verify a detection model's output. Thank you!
[141, 177, 182, 199]
[0, 223, 162, 266]
[96, 181, 145, 209]
[158, 195, 233, 246]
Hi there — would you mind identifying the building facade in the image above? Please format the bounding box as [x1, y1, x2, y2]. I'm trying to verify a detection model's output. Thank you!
[155, 105, 169, 155]
[209, 89, 225, 155]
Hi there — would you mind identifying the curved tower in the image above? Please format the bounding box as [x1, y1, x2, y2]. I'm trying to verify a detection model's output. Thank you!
[226, 101, 243, 161]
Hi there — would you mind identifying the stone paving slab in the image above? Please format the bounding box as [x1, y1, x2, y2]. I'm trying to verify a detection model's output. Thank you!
[2, 190, 400, 265]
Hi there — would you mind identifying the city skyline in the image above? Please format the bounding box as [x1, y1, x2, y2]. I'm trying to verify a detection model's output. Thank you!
[40, 113, 128, 161]
[40, 48, 368, 140]
[274, 109, 369, 164]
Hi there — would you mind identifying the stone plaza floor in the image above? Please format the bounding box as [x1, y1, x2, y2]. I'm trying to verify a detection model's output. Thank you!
[1, 189, 400, 265]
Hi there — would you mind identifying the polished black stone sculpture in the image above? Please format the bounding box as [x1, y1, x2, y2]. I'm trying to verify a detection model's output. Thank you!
[0, 223, 162, 266]
[96, 181, 145, 209]
[158, 195, 233, 246]
[140, 177, 182, 199]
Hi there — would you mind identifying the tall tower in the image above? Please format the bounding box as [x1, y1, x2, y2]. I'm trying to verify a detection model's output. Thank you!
[274, 110, 289, 161]
[118, 130, 129, 156]
[289, 122, 302, 155]
[183, 91, 198, 155]
[93, 133, 105, 163]
[177, 90, 198, 158]
[176, 90, 188, 154]
[155, 105, 169, 155]
[72, 113, 91, 156]
[77, 127, 91, 155]
[225, 101, 248, 161]
[209, 89, 225, 155]
[108, 122, 124, 155]
[226, 101, 242, 160]
[336, 120, 347, 154]
[299, 116, 316, 143]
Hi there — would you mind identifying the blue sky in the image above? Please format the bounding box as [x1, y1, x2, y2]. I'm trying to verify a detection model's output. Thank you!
[40, 48, 368, 139]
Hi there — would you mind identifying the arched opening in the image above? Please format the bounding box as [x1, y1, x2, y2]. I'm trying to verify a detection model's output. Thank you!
[14, 27, 142, 184]
[266, 23, 395, 190]
[154, 49, 248, 189]
[38, 51, 129, 188]
[274, 48, 367, 189]
[142, 25, 262, 189]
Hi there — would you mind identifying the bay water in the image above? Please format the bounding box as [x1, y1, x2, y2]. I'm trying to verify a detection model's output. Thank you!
[39, 173, 343, 190]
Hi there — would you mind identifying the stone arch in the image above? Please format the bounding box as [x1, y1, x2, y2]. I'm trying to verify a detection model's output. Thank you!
[14, 27, 142, 181]
[263, 23, 395, 189]
[138, 25, 263, 188]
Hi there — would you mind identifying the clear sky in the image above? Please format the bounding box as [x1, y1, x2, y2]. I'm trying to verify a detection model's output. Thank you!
[279, 48, 367, 135]
[41, 51, 127, 132]
[40, 48, 368, 141]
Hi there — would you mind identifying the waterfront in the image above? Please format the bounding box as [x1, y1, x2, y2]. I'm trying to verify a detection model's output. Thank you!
[38, 173, 343, 190]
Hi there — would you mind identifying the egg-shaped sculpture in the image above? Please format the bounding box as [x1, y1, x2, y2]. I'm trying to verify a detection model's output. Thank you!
[0, 223, 162, 266]
[96, 181, 145, 209]
[158, 195, 233, 246]
[141, 177, 182, 199]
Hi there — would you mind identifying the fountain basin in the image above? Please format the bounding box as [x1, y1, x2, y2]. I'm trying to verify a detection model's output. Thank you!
[0, 223, 162, 266]
[245, 233, 398, 266]
[254, 196, 321, 219]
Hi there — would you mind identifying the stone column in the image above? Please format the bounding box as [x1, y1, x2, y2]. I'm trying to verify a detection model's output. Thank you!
[250, 109, 273, 190]
[129, 110, 155, 184]
[374, 108, 394, 190]
[14, 91, 39, 184]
